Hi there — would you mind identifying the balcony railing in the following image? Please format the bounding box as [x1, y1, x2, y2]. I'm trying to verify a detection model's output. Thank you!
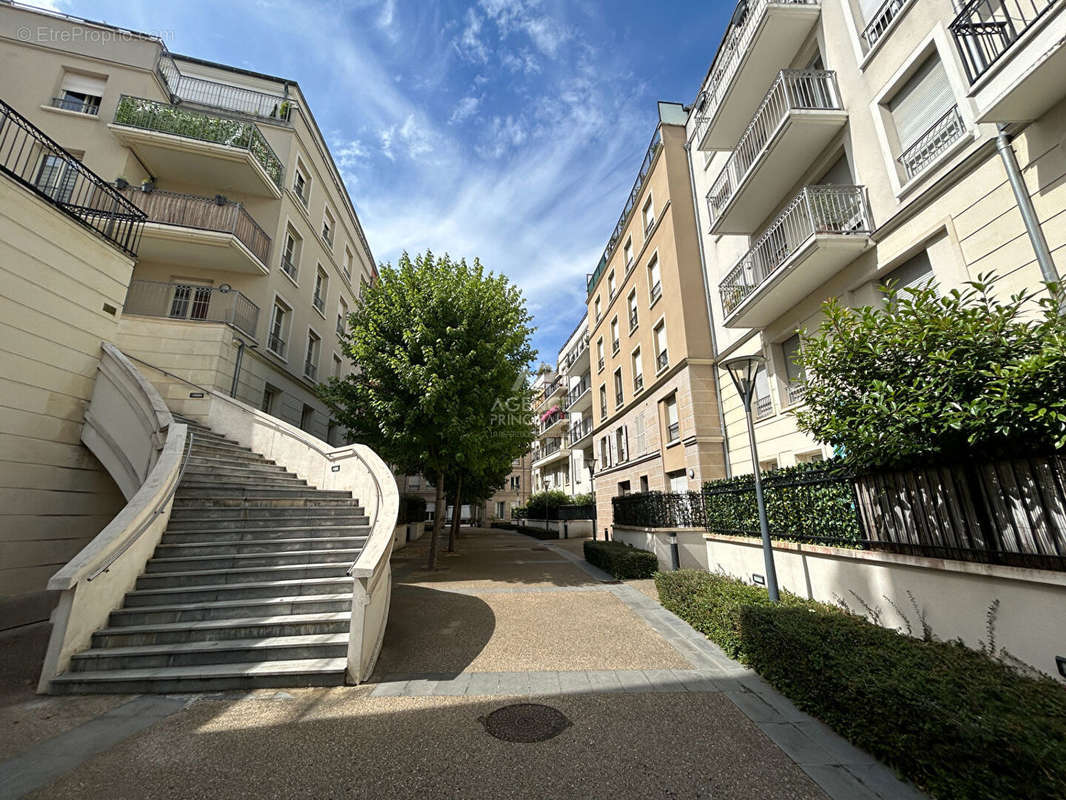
[566, 378, 591, 409]
[707, 70, 842, 226]
[615, 390, 624, 407]
[611, 338, 620, 355]
[123, 279, 260, 339]
[540, 411, 565, 433]
[695, 0, 821, 141]
[570, 417, 594, 444]
[119, 187, 270, 265]
[281, 254, 298, 281]
[719, 185, 871, 316]
[657, 350, 669, 371]
[598, 356, 606, 372]
[786, 381, 807, 406]
[313, 292, 325, 314]
[755, 394, 774, 420]
[634, 375, 644, 393]
[0, 98, 145, 257]
[563, 331, 590, 370]
[628, 308, 639, 330]
[897, 106, 967, 180]
[587, 128, 663, 296]
[304, 358, 318, 382]
[49, 95, 100, 115]
[536, 438, 564, 460]
[950, 0, 1058, 83]
[650, 281, 662, 303]
[113, 96, 284, 189]
[861, 0, 910, 49]
[157, 54, 294, 123]
[268, 331, 286, 358]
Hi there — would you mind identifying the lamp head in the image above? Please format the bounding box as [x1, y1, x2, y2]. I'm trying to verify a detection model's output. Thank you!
[721, 354, 767, 406]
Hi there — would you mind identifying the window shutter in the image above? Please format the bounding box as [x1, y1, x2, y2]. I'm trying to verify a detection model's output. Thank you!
[890, 58, 955, 149]
[61, 72, 107, 97]
[883, 249, 937, 293]
[782, 335, 804, 384]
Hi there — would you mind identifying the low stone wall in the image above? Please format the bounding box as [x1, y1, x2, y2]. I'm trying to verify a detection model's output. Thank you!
[391, 521, 425, 550]
[517, 519, 593, 538]
[704, 533, 1066, 681]
[612, 527, 710, 571]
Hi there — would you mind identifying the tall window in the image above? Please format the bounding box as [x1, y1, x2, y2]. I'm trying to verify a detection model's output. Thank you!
[337, 297, 349, 336]
[654, 321, 668, 372]
[642, 194, 655, 233]
[632, 348, 643, 393]
[624, 237, 634, 268]
[293, 160, 310, 205]
[56, 71, 104, 114]
[615, 426, 628, 463]
[628, 290, 638, 331]
[599, 384, 607, 417]
[169, 281, 212, 321]
[313, 266, 328, 314]
[322, 206, 336, 246]
[648, 256, 662, 303]
[304, 329, 321, 381]
[664, 395, 679, 443]
[608, 271, 616, 300]
[600, 436, 611, 468]
[613, 368, 623, 408]
[281, 227, 301, 280]
[754, 365, 773, 420]
[343, 245, 354, 280]
[596, 338, 605, 371]
[781, 334, 805, 405]
[594, 296, 601, 323]
[889, 56, 962, 180]
[261, 384, 279, 414]
[35, 155, 78, 204]
[269, 298, 291, 358]
[333, 353, 343, 378]
[610, 318, 620, 354]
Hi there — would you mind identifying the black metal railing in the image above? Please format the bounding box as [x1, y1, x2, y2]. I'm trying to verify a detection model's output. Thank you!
[629, 308, 638, 330]
[667, 421, 680, 442]
[123, 279, 259, 338]
[650, 281, 662, 303]
[566, 378, 591, 408]
[615, 390, 624, 407]
[569, 417, 594, 444]
[614, 491, 706, 528]
[157, 54, 293, 123]
[268, 331, 286, 357]
[49, 95, 100, 115]
[634, 374, 644, 393]
[540, 411, 565, 432]
[535, 438, 564, 461]
[304, 357, 317, 381]
[281, 254, 298, 280]
[950, 0, 1058, 83]
[861, 0, 910, 49]
[657, 350, 669, 371]
[113, 96, 284, 189]
[897, 106, 967, 179]
[0, 98, 145, 257]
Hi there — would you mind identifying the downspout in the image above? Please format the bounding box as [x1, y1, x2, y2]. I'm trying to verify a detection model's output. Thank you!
[230, 338, 252, 398]
[996, 124, 1060, 286]
[683, 136, 733, 478]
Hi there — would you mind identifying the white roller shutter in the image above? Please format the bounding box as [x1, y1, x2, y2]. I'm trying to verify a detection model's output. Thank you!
[889, 58, 955, 149]
[60, 72, 106, 97]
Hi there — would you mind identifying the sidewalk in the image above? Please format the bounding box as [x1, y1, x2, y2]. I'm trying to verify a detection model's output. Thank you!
[0, 527, 926, 799]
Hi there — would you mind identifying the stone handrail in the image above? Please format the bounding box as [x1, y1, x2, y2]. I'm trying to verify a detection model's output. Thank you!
[38, 343, 188, 691]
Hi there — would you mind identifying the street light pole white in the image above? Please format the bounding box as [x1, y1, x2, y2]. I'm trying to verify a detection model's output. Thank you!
[721, 355, 781, 602]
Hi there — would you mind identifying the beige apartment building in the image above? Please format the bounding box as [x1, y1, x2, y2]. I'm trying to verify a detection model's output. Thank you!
[0, 3, 375, 628]
[687, 0, 1066, 474]
[588, 102, 727, 532]
[483, 453, 532, 521]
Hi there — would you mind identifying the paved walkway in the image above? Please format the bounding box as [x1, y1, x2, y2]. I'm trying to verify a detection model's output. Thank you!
[0, 527, 926, 799]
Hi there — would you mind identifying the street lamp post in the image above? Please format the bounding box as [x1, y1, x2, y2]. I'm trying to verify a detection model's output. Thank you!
[721, 355, 780, 602]
[586, 457, 601, 541]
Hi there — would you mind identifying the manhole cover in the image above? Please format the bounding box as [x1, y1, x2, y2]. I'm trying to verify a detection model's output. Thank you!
[478, 703, 571, 743]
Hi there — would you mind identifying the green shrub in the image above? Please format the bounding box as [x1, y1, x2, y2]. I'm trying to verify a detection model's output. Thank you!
[655, 570, 1066, 799]
[583, 540, 658, 579]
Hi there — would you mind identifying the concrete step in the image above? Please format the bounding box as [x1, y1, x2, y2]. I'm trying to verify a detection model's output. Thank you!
[186, 450, 279, 466]
[68, 633, 350, 672]
[174, 487, 350, 500]
[91, 612, 352, 648]
[123, 577, 355, 607]
[162, 525, 370, 544]
[144, 549, 361, 573]
[171, 496, 361, 509]
[167, 506, 366, 523]
[155, 536, 367, 557]
[179, 474, 309, 489]
[187, 442, 271, 461]
[185, 458, 289, 475]
[165, 517, 369, 534]
[108, 594, 353, 627]
[136, 563, 351, 590]
[51, 658, 348, 694]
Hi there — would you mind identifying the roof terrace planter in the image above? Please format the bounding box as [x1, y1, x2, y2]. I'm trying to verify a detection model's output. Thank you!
[719, 184, 871, 328]
[111, 96, 284, 196]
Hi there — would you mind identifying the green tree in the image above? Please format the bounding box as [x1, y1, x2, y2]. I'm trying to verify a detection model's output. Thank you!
[795, 276, 1066, 471]
[319, 251, 535, 569]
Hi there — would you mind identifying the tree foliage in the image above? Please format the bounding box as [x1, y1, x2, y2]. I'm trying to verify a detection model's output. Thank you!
[318, 251, 536, 567]
[795, 276, 1066, 471]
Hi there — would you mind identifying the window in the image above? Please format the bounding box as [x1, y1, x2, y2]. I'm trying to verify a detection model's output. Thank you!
[882, 249, 936, 295]
[859, 0, 910, 49]
[281, 226, 301, 281]
[333, 353, 343, 378]
[667, 470, 687, 492]
[337, 297, 349, 336]
[300, 403, 315, 432]
[261, 384, 280, 414]
[889, 56, 964, 180]
[268, 297, 291, 358]
[632, 348, 643, 393]
[628, 290, 638, 331]
[34, 154, 78, 204]
[599, 385, 607, 417]
[624, 238, 634, 269]
[596, 338, 605, 372]
[600, 436, 611, 468]
[613, 368, 624, 408]
[322, 207, 335, 247]
[639, 475, 649, 493]
[781, 334, 805, 405]
[618, 480, 631, 496]
[754, 365, 773, 420]
[594, 296, 601, 323]
[634, 412, 647, 456]
[654, 321, 668, 372]
[55, 72, 104, 115]
[313, 266, 328, 315]
[168, 281, 212, 321]
[343, 245, 353, 280]
[293, 160, 310, 205]
[610, 318, 620, 354]
[796, 450, 825, 464]
[608, 271, 616, 300]
[642, 195, 655, 234]
[648, 256, 662, 304]
[496, 501, 505, 518]
[304, 329, 321, 381]
[510, 475, 520, 490]
[664, 395, 679, 443]
[615, 427, 628, 463]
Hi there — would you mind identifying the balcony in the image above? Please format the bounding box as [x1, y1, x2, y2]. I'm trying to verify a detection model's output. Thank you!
[950, 0, 1066, 122]
[110, 96, 284, 198]
[533, 437, 568, 467]
[719, 185, 871, 328]
[566, 377, 592, 410]
[695, 0, 822, 151]
[0, 98, 145, 257]
[563, 330, 591, 372]
[537, 377, 566, 409]
[706, 70, 847, 235]
[569, 417, 594, 448]
[119, 187, 270, 275]
[123, 279, 260, 339]
[539, 409, 567, 435]
[897, 106, 968, 180]
[860, 0, 911, 50]
[157, 55, 294, 124]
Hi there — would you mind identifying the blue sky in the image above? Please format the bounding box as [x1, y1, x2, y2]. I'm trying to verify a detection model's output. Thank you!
[51, 0, 731, 361]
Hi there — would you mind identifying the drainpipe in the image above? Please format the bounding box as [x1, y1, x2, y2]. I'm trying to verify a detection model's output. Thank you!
[684, 137, 733, 478]
[230, 338, 255, 398]
[996, 124, 1060, 286]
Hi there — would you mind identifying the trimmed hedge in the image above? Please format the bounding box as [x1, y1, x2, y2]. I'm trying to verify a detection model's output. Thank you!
[655, 570, 1066, 799]
[584, 540, 658, 579]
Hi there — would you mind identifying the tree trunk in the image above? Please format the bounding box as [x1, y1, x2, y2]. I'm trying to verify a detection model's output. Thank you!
[448, 474, 462, 553]
[427, 471, 444, 570]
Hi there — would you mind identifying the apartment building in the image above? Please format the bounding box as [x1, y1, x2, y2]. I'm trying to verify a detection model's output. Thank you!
[0, 3, 375, 444]
[482, 453, 532, 521]
[687, 0, 1066, 474]
[588, 102, 727, 531]
[0, 3, 376, 628]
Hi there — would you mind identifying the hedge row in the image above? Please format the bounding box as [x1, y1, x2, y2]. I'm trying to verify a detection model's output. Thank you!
[396, 494, 428, 524]
[655, 570, 1066, 799]
[583, 540, 657, 579]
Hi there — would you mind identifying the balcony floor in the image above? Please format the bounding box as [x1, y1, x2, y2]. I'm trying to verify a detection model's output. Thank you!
[137, 223, 270, 276]
[108, 125, 282, 199]
[724, 233, 869, 328]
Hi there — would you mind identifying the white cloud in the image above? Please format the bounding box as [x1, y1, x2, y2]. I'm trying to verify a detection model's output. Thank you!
[456, 8, 489, 63]
[449, 96, 481, 125]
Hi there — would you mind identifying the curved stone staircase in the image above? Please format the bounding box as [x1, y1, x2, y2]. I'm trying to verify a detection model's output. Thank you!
[51, 416, 369, 694]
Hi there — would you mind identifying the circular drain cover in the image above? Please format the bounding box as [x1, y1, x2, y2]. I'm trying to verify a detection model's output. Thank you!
[479, 703, 571, 743]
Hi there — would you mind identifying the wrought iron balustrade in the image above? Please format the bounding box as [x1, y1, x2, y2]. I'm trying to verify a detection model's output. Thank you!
[49, 95, 100, 115]
[157, 54, 294, 123]
[897, 106, 967, 179]
[950, 0, 1058, 83]
[861, 0, 910, 49]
